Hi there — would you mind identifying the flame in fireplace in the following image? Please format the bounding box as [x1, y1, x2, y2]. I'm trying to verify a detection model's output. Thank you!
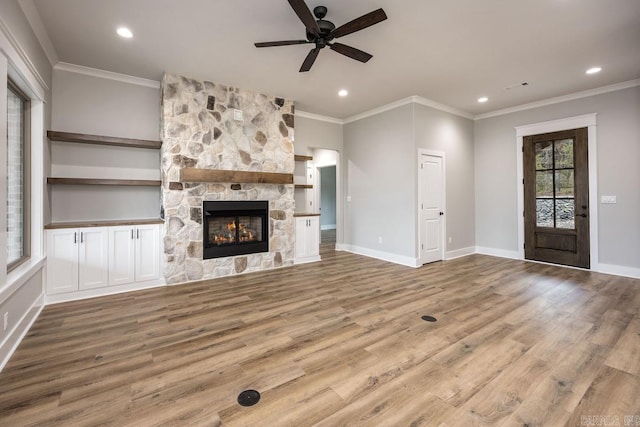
[210, 220, 259, 245]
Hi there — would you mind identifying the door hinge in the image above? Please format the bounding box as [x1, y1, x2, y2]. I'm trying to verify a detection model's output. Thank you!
[421, 243, 424, 249]
[522, 178, 525, 185]
[523, 210, 525, 217]
[523, 243, 526, 249]
[421, 163, 423, 169]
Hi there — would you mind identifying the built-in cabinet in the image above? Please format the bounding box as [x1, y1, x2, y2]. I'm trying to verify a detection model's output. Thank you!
[294, 153, 320, 264]
[108, 225, 161, 286]
[294, 215, 320, 264]
[46, 227, 109, 294]
[46, 224, 162, 298]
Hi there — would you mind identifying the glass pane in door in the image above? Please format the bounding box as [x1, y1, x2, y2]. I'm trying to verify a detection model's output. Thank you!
[556, 199, 575, 229]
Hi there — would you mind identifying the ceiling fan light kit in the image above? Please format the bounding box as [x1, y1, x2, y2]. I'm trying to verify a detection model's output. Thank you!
[254, 0, 387, 72]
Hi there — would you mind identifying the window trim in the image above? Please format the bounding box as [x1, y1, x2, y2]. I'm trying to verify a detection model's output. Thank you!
[7, 78, 31, 272]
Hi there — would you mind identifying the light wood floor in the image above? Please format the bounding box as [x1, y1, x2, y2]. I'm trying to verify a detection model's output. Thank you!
[1, 242, 639, 426]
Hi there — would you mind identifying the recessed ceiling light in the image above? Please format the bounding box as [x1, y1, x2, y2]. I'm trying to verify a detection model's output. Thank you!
[117, 27, 133, 39]
[338, 89, 348, 97]
[586, 66, 602, 75]
[478, 96, 488, 103]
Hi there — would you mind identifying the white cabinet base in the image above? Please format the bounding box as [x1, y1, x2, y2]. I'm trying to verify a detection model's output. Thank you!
[46, 224, 164, 302]
[294, 216, 321, 265]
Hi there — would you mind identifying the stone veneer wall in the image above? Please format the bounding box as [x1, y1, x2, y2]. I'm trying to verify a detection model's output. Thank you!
[161, 73, 295, 284]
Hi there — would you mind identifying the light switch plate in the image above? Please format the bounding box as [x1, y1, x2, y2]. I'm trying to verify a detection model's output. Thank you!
[601, 195, 617, 204]
[233, 109, 243, 121]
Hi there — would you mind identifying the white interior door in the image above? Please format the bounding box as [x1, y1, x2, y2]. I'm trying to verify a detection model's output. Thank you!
[419, 153, 445, 264]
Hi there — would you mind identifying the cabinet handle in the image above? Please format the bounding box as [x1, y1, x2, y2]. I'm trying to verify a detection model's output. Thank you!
[131, 229, 134, 239]
[80, 232, 83, 243]
[74, 232, 77, 244]
[137, 229, 140, 239]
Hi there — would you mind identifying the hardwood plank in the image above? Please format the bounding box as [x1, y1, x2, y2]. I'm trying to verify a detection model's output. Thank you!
[605, 315, 640, 376]
[0, 253, 639, 425]
[47, 130, 161, 149]
[45, 218, 164, 229]
[294, 154, 313, 162]
[47, 177, 162, 186]
[180, 168, 293, 184]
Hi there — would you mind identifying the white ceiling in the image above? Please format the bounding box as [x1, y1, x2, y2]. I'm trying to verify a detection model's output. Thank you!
[26, 0, 640, 119]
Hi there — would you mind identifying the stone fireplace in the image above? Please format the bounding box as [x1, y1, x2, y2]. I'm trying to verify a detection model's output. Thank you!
[161, 73, 295, 284]
[203, 200, 269, 259]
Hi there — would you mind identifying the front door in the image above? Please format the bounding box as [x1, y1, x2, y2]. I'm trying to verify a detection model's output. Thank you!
[523, 128, 590, 268]
[419, 153, 444, 264]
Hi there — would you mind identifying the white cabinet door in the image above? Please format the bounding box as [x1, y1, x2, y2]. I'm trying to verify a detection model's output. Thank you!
[307, 216, 320, 258]
[295, 217, 309, 259]
[295, 216, 320, 264]
[46, 229, 79, 295]
[135, 225, 161, 282]
[78, 227, 109, 290]
[108, 226, 135, 286]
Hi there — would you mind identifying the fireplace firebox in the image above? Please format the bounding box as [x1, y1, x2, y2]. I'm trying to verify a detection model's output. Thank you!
[203, 201, 269, 259]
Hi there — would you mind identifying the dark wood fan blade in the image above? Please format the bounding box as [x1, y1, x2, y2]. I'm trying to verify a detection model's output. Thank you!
[329, 43, 372, 63]
[287, 0, 320, 37]
[300, 48, 320, 72]
[330, 8, 387, 39]
[255, 40, 310, 48]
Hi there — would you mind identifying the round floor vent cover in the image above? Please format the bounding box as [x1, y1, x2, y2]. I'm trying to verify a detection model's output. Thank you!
[237, 390, 261, 407]
[421, 315, 437, 322]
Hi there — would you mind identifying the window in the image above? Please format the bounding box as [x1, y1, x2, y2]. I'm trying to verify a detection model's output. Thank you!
[7, 79, 30, 271]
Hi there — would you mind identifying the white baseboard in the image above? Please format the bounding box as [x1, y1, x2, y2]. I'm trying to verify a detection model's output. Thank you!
[596, 263, 640, 279]
[0, 293, 45, 372]
[45, 279, 165, 305]
[338, 244, 420, 268]
[476, 246, 521, 260]
[294, 255, 322, 265]
[445, 246, 476, 260]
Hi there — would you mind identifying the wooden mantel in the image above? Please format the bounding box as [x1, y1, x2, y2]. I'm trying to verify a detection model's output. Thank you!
[180, 168, 293, 184]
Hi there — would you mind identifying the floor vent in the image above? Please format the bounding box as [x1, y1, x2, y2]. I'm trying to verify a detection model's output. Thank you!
[237, 390, 261, 407]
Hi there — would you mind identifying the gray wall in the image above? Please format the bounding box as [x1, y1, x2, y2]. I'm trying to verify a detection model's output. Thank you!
[294, 115, 343, 154]
[344, 104, 416, 257]
[474, 86, 640, 269]
[0, 0, 52, 369]
[413, 104, 476, 252]
[50, 69, 161, 221]
[319, 166, 336, 228]
[294, 115, 344, 243]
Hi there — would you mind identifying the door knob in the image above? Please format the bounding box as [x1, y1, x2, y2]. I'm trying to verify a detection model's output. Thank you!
[439, 212, 444, 216]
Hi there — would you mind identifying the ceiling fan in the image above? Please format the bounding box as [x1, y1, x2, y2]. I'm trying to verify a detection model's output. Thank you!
[254, 0, 387, 72]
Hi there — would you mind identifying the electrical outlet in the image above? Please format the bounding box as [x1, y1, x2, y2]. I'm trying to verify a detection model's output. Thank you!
[448, 237, 452, 244]
[601, 195, 617, 204]
[378, 236, 383, 244]
[3, 313, 8, 331]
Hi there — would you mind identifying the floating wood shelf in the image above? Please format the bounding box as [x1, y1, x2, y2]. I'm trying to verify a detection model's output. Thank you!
[293, 212, 321, 217]
[47, 178, 162, 186]
[47, 131, 161, 150]
[180, 168, 293, 184]
[294, 154, 313, 162]
[45, 218, 164, 229]
[295, 184, 313, 189]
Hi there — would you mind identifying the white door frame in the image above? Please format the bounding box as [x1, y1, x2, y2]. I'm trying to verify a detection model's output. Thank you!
[515, 113, 599, 269]
[418, 149, 446, 264]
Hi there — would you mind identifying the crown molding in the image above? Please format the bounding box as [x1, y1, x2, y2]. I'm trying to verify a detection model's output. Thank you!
[412, 96, 475, 120]
[343, 97, 414, 124]
[295, 110, 343, 124]
[343, 95, 474, 124]
[54, 62, 161, 89]
[18, 0, 59, 66]
[475, 79, 640, 120]
[0, 14, 48, 98]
